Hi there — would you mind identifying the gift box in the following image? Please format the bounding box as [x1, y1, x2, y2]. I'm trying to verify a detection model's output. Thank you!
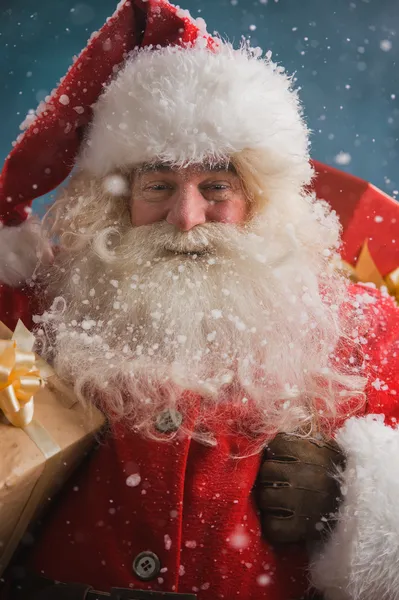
[0, 320, 105, 575]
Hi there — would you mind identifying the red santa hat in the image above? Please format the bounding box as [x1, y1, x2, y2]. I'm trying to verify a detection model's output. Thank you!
[0, 0, 311, 230]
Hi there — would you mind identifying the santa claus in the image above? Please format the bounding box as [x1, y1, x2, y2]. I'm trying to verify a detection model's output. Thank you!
[1, 1, 399, 599]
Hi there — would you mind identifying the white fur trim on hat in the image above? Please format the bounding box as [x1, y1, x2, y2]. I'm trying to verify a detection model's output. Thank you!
[310, 414, 399, 600]
[79, 43, 311, 190]
[0, 218, 53, 287]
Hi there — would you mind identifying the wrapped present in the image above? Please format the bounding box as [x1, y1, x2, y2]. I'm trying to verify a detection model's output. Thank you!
[0, 320, 105, 575]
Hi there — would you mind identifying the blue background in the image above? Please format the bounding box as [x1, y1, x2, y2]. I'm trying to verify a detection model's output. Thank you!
[1, 0, 398, 214]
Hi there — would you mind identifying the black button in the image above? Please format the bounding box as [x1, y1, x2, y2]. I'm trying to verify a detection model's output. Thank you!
[132, 551, 161, 581]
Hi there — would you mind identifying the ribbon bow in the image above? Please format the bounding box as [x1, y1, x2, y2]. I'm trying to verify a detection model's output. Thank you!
[0, 321, 45, 427]
[340, 240, 399, 303]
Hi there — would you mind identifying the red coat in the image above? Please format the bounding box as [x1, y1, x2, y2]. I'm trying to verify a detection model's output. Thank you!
[7, 284, 395, 600]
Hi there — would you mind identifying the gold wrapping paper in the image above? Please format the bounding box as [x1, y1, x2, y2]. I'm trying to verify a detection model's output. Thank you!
[0, 321, 105, 575]
[339, 240, 399, 304]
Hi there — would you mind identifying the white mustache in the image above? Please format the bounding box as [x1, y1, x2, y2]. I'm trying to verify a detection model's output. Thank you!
[162, 227, 213, 254]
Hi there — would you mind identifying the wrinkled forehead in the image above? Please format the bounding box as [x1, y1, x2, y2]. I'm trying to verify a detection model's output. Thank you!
[136, 159, 237, 176]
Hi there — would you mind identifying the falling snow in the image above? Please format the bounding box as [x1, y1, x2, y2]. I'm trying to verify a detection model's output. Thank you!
[229, 527, 250, 550]
[257, 574, 272, 586]
[126, 474, 141, 487]
[59, 94, 70, 105]
[380, 39, 392, 51]
[103, 174, 129, 196]
[334, 152, 352, 166]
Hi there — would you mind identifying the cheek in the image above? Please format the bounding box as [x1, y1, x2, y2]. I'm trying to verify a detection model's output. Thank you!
[208, 199, 248, 224]
[130, 199, 165, 226]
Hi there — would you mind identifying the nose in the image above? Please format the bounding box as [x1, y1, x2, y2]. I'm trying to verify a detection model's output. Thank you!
[166, 184, 206, 231]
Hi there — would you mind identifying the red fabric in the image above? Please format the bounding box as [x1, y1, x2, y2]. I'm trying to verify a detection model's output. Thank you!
[13, 284, 398, 600]
[358, 287, 399, 425]
[0, 0, 212, 226]
[26, 408, 308, 599]
[0, 284, 33, 331]
[312, 160, 399, 276]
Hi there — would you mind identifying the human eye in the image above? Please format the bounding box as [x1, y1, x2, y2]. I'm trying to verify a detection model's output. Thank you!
[208, 183, 230, 191]
[140, 181, 174, 201]
[202, 180, 231, 190]
[201, 181, 232, 202]
[144, 183, 172, 191]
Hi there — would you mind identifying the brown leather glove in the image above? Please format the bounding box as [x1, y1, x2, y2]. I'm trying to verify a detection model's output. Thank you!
[257, 433, 346, 545]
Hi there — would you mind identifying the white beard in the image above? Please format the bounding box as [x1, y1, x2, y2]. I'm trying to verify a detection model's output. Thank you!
[35, 209, 367, 444]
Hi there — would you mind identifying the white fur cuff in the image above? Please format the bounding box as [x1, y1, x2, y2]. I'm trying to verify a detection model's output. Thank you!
[310, 414, 399, 600]
[0, 218, 52, 287]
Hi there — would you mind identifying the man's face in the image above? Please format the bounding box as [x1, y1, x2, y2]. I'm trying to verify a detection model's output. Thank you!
[44, 160, 349, 438]
[130, 163, 248, 229]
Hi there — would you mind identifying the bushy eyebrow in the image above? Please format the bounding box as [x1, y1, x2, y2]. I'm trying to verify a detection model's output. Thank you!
[138, 161, 237, 175]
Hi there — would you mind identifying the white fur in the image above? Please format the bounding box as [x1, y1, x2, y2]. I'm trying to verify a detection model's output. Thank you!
[79, 43, 311, 194]
[0, 218, 52, 287]
[311, 414, 399, 600]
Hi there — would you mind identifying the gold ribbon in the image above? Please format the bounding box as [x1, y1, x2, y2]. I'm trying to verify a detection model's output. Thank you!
[0, 320, 45, 427]
[339, 240, 399, 303]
